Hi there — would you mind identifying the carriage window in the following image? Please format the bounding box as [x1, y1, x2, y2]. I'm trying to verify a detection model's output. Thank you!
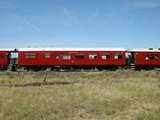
[145, 55, 154, 60]
[63, 54, 71, 60]
[24, 53, 36, 59]
[55, 55, 59, 59]
[102, 53, 110, 60]
[114, 53, 122, 60]
[145, 56, 149, 60]
[145, 55, 160, 60]
[75, 54, 84, 59]
[89, 54, 97, 59]
[44, 53, 50, 59]
[154, 55, 160, 60]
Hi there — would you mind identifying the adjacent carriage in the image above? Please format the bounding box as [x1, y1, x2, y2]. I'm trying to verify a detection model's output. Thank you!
[0, 48, 15, 70]
[129, 48, 160, 69]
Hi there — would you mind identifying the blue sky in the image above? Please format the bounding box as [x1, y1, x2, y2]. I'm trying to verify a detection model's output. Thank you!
[0, 0, 160, 48]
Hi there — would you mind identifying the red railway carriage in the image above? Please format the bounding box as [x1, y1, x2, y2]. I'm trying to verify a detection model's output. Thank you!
[0, 49, 14, 69]
[18, 48, 127, 69]
[129, 48, 160, 68]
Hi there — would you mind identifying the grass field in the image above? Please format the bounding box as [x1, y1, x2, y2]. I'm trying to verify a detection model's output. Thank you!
[0, 70, 160, 120]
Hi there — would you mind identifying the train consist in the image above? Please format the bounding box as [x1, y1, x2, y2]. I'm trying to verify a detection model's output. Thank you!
[0, 48, 160, 71]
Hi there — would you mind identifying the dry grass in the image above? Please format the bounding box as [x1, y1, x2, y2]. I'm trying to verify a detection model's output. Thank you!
[0, 70, 160, 120]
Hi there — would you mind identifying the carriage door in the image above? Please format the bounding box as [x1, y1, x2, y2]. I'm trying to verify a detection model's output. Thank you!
[130, 52, 135, 64]
[126, 52, 135, 67]
[9, 51, 18, 66]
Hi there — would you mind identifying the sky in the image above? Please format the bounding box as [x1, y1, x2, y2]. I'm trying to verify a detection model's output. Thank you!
[0, 0, 160, 48]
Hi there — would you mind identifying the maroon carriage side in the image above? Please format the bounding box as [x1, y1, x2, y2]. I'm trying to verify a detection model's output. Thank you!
[18, 48, 127, 70]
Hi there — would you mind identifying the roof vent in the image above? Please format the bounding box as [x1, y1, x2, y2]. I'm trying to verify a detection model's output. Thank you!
[149, 48, 153, 50]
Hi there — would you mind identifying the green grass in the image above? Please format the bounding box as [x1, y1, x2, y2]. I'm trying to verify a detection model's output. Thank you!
[0, 70, 160, 120]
